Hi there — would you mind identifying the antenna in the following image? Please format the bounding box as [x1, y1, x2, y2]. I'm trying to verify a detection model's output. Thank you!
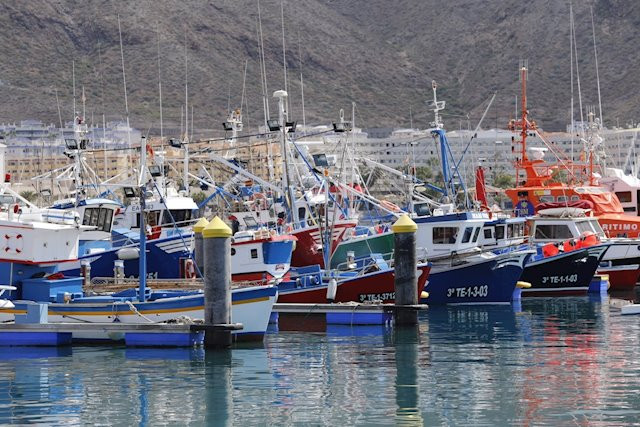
[72, 59, 76, 119]
[280, 0, 290, 113]
[81, 85, 86, 122]
[183, 26, 190, 195]
[117, 15, 132, 172]
[184, 26, 188, 142]
[97, 41, 107, 180]
[570, 2, 575, 161]
[257, 0, 270, 125]
[591, 6, 604, 127]
[429, 80, 445, 129]
[297, 30, 306, 133]
[571, 8, 585, 138]
[156, 21, 166, 196]
[55, 88, 63, 128]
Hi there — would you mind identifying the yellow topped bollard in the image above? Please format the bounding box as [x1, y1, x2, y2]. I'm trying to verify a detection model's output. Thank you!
[392, 214, 418, 233]
[193, 217, 209, 233]
[392, 214, 419, 325]
[202, 216, 233, 348]
[193, 217, 209, 276]
[203, 216, 232, 238]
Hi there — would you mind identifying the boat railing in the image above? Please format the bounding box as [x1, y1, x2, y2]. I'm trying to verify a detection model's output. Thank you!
[86, 277, 271, 294]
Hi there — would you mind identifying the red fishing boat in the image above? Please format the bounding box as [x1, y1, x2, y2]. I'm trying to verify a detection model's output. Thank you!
[504, 65, 640, 239]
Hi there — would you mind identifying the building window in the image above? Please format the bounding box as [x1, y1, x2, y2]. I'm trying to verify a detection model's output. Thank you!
[251, 248, 258, 259]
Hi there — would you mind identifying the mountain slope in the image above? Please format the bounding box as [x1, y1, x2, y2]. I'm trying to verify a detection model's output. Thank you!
[0, 0, 637, 135]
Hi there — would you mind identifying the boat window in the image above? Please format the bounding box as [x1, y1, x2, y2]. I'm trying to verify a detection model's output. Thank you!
[101, 208, 113, 232]
[83, 209, 92, 225]
[83, 207, 114, 232]
[556, 196, 568, 203]
[495, 225, 505, 240]
[97, 208, 108, 231]
[539, 195, 554, 203]
[89, 208, 99, 226]
[616, 191, 632, 203]
[507, 224, 514, 238]
[251, 248, 258, 259]
[433, 227, 458, 244]
[414, 203, 431, 217]
[483, 228, 493, 239]
[570, 196, 580, 201]
[461, 227, 473, 243]
[589, 220, 607, 237]
[162, 209, 192, 226]
[534, 224, 573, 239]
[472, 227, 481, 243]
[576, 221, 594, 235]
[298, 207, 306, 220]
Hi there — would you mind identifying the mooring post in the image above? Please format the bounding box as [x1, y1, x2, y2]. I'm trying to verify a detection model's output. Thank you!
[392, 214, 418, 325]
[193, 217, 209, 277]
[202, 216, 233, 348]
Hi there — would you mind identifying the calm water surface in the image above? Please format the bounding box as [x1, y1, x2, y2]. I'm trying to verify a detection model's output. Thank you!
[2, 295, 640, 425]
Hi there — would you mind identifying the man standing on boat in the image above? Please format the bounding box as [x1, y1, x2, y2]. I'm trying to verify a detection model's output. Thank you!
[515, 191, 535, 217]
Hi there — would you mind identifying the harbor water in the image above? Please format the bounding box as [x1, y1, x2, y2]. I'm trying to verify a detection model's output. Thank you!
[2, 295, 640, 425]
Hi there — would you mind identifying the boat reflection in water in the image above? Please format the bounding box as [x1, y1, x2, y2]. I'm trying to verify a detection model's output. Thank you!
[2, 296, 640, 424]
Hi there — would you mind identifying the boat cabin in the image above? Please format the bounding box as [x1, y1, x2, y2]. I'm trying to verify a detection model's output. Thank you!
[115, 188, 199, 237]
[528, 215, 606, 244]
[50, 198, 121, 242]
[479, 217, 527, 249]
[413, 211, 490, 258]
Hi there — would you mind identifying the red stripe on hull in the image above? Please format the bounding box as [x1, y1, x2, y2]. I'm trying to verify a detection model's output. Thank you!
[277, 265, 430, 303]
[599, 268, 640, 291]
[232, 271, 274, 284]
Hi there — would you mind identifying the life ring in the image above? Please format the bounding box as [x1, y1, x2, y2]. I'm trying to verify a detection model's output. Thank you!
[146, 142, 154, 158]
[4, 233, 23, 254]
[183, 259, 196, 279]
[251, 192, 267, 210]
[380, 200, 401, 213]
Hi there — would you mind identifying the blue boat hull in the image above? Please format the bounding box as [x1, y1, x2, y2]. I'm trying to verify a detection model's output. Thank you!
[423, 253, 527, 305]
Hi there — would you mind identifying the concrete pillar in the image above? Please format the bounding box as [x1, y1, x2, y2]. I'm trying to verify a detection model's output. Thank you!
[392, 214, 418, 325]
[203, 216, 232, 348]
[193, 217, 209, 277]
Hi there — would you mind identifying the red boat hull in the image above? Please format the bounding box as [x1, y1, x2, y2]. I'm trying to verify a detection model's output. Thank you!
[290, 222, 357, 268]
[277, 264, 431, 303]
[598, 268, 640, 291]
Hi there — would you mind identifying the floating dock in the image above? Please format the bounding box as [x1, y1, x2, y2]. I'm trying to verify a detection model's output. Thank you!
[0, 322, 242, 347]
[272, 303, 428, 327]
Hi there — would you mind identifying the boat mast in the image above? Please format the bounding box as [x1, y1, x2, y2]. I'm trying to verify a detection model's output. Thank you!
[183, 27, 190, 196]
[156, 22, 166, 197]
[591, 6, 603, 127]
[117, 15, 132, 174]
[274, 90, 297, 225]
[508, 62, 537, 185]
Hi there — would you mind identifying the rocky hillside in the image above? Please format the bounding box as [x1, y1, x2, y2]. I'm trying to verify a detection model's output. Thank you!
[0, 0, 637, 135]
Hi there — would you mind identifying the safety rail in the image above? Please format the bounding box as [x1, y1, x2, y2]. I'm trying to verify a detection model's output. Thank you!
[86, 276, 272, 294]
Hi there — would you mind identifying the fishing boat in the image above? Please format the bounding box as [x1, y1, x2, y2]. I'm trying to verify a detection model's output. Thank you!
[528, 213, 639, 290]
[504, 65, 640, 238]
[0, 280, 277, 341]
[276, 258, 431, 304]
[480, 215, 611, 295]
